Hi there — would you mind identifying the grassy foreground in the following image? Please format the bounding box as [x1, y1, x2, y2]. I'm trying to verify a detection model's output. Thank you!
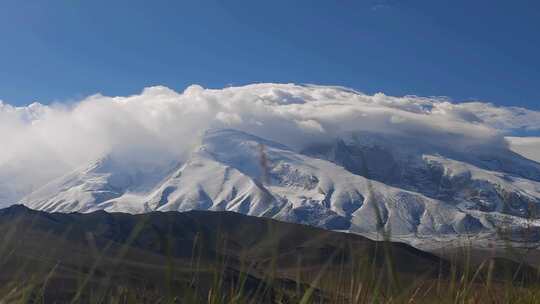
[0, 206, 539, 304]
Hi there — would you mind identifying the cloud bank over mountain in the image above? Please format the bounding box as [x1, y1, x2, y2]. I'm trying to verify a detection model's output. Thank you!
[1, 83, 539, 204]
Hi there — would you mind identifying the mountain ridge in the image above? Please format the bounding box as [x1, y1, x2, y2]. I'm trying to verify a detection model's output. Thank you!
[18, 128, 540, 249]
[0, 204, 448, 301]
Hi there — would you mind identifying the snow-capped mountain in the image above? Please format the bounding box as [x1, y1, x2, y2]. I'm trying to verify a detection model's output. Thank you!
[303, 132, 540, 218]
[21, 155, 178, 213]
[3, 83, 540, 249]
[21, 128, 540, 248]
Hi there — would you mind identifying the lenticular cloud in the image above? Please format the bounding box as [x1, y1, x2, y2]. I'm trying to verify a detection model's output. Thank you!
[1, 83, 539, 205]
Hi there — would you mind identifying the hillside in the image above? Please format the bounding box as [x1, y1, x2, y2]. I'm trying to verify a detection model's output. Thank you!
[2, 205, 540, 303]
[0, 205, 444, 302]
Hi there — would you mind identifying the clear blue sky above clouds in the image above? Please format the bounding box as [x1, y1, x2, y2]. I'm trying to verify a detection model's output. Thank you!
[1, 0, 539, 109]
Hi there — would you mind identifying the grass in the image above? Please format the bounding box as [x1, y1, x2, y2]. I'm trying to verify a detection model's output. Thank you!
[1, 211, 540, 304]
[1, 143, 539, 303]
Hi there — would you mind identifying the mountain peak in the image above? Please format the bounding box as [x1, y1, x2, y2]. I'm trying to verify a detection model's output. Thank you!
[202, 128, 290, 150]
[17, 128, 540, 250]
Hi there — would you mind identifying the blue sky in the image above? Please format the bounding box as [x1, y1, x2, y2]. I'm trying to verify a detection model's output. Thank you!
[1, 0, 539, 109]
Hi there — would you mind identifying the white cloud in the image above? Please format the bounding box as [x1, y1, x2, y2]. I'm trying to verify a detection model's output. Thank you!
[453, 102, 540, 131]
[1, 83, 539, 204]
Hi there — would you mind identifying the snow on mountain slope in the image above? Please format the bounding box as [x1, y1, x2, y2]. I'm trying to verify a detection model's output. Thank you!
[21, 129, 540, 247]
[21, 156, 176, 213]
[507, 137, 540, 163]
[8, 82, 540, 248]
[303, 132, 540, 219]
